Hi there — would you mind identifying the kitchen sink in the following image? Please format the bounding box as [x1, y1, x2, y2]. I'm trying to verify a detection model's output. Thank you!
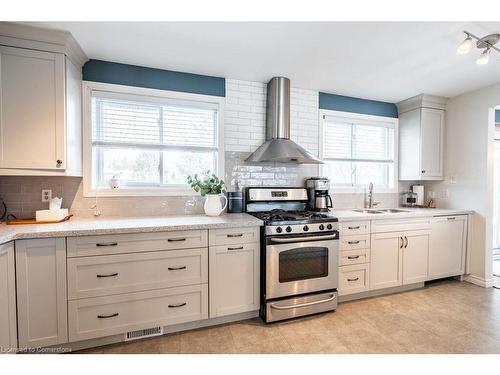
[352, 208, 409, 214]
[377, 209, 410, 213]
[352, 209, 384, 214]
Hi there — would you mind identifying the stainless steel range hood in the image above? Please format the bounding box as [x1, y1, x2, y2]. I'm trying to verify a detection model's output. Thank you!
[245, 77, 323, 164]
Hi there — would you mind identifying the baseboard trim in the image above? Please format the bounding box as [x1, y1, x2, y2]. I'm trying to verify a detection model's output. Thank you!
[338, 282, 424, 303]
[464, 274, 494, 288]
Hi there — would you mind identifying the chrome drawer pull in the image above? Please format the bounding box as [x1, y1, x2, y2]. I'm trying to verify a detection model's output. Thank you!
[270, 294, 336, 310]
[96, 272, 118, 278]
[96, 242, 118, 247]
[168, 302, 187, 308]
[347, 277, 359, 282]
[168, 266, 187, 271]
[347, 240, 360, 244]
[98, 313, 119, 319]
[227, 233, 243, 238]
[168, 238, 186, 242]
[447, 217, 456, 220]
[348, 226, 360, 230]
[347, 255, 360, 260]
[228, 246, 244, 251]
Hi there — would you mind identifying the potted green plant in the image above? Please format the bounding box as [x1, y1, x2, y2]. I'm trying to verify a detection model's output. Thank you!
[187, 171, 227, 216]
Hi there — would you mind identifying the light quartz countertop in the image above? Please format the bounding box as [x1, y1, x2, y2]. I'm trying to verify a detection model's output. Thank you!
[331, 207, 473, 222]
[0, 213, 263, 245]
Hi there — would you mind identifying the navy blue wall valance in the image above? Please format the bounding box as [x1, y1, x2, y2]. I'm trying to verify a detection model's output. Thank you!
[319, 92, 398, 118]
[496, 109, 500, 124]
[83, 60, 225, 97]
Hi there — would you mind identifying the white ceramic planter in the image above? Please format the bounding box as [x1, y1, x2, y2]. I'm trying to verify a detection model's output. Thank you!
[204, 194, 228, 216]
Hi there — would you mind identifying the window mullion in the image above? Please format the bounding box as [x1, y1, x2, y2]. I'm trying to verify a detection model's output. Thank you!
[158, 106, 164, 185]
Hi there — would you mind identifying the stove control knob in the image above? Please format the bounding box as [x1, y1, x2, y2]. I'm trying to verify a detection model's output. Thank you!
[319, 224, 325, 230]
[327, 224, 333, 230]
[303, 225, 309, 232]
[286, 226, 292, 233]
[276, 227, 282, 233]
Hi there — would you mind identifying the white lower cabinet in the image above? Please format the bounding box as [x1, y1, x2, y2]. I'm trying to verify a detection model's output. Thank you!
[429, 215, 467, 280]
[0, 242, 17, 350]
[339, 263, 370, 295]
[15, 238, 68, 348]
[402, 230, 430, 284]
[209, 242, 260, 317]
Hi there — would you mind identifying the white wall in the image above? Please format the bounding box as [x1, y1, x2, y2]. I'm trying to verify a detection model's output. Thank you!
[425, 82, 500, 287]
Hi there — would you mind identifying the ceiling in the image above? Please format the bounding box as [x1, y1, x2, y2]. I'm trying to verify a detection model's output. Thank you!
[24, 21, 500, 103]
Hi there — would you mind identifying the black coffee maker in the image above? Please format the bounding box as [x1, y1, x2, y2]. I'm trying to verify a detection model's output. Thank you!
[306, 177, 333, 212]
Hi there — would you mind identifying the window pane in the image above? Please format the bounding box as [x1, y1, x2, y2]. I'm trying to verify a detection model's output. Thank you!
[95, 147, 160, 187]
[323, 160, 353, 186]
[163, 150, 216, 185]
[323, 122, 352, 159]
[163, 107, 217, 148]
[354, 125, 393, 161]
[354, 161, 393, 187]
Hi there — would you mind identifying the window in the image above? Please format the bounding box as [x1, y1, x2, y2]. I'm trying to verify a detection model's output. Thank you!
[320, 110, 398, 192]
[83, 82, 223, 196]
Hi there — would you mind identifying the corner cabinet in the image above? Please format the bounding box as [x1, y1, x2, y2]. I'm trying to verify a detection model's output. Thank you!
[15, 238, 68, 348]
[0, 242, 17, 350]
[0, 45, 83, 176]
[397, 94, 447, 181]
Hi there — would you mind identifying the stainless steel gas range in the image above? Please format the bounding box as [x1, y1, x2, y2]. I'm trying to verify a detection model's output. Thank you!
[246, 187, 339, 323]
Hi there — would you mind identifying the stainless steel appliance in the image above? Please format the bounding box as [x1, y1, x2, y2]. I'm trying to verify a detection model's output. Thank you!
[245, 77, 322, 164]
[306, 177, 333, 212]
[402, 190, 418, 207]
[246, 187, 339, 323]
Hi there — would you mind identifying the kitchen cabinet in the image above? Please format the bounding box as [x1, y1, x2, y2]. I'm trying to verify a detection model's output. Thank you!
[429, 215, 467, 280]
[0, 242, 17, 350]
[397, 94, 447, 181]
[370, 229, 430, 290]
[209, 228, 260, 317]
[0, 45, 82, 176]
[16, 238, 68, 348]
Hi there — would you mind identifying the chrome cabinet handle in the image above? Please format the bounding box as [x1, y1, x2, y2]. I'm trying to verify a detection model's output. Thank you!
[421, 170, 426, 174]
[168, 238, 186, 242]
[168, 302, 187, 308]
[347, 255, 360, 260]
[348, 226, 360, 230]
[399, 237, 403, 248]
[227, 233, 243, 238]
[270, 294, 336, 310]
[96, 242, 118, 247]
[348, 240, 360, 244]
[347, 277, 359, 282]
[404, 236, 408, 248]
[96, 272, 118, 278]
[447, 217, 456, 220]
[228, 246, 244, 250]
[98, 313, 119, 319]
[168, 266, 187, 271]
[56, 159, 63, 168]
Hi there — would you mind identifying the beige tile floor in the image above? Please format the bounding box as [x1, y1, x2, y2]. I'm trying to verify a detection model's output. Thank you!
[77, 279, 500, 354]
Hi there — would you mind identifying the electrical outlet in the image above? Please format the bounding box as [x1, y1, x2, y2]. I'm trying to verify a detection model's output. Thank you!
[41, 189, 52, 202]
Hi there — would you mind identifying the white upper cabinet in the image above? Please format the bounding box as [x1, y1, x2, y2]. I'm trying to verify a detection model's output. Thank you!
[397, 94, 447, 181]
[0, 23, 86, 176]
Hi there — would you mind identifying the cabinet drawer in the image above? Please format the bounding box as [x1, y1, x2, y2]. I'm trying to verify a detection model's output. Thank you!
[67, 248, 208, 300]
[340, 249, 370, 266]
[67, 230, 208, 257]
[340, 221, 370, 236]
[372, 217, 432, 233]
[338, 264, 370, 296]
[209, 227, 260, 246]
[68, 284, 208, 342]
[340, 234, 370, 251]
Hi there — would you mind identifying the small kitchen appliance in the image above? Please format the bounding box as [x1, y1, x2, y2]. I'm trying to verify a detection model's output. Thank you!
[412, 185, 425, 206]
[245, 187, 339, 323]
[227, 191, 245, 213]
[306, 177, 333, 212]
[402, 190, 418, 207]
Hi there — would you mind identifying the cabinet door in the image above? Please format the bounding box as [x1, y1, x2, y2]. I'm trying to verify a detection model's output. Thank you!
[0, 46, 65, 170]
[370, 232, 403, 290]
[0, 242, 17, 350]
[429, 216, 467, 280]
[398, 108, 422, 180]
[16, 238, 68, 348]
[402, 230, 430, 284]
[420, 108, 444, 179]
[209, 242, 260, 317]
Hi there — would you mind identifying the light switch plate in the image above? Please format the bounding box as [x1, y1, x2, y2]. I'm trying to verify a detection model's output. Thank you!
[41, 189, 52, 202]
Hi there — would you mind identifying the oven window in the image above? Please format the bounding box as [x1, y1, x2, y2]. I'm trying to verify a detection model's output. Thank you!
[279, 247, 329, 283]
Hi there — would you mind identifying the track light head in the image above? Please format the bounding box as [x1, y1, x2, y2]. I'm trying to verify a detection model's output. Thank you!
[476, 48, 491, 65]
[457, 33, 473, 54]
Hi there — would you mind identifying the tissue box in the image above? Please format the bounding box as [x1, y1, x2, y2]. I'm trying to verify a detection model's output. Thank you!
[35, 208, 69, 222]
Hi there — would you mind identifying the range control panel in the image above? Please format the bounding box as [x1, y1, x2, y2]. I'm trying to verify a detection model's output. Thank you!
[265, 222, 339, 236]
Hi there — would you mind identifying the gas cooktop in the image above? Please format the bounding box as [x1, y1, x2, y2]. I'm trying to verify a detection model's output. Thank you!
[250, 209, 338, 226]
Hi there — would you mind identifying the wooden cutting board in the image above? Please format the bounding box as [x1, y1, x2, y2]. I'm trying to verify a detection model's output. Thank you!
[6, 215, 73, 225]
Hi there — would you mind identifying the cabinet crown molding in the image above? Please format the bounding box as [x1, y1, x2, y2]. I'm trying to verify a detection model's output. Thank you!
[396, 94, 448, 115]
[0, 22, 87, 67]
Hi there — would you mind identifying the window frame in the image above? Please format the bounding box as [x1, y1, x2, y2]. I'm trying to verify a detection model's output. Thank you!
[319, 109, 399, 194]
[82, 81, 225, 197]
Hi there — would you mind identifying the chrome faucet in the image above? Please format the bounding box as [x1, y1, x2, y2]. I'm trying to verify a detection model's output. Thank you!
[366, 182, 381, 209]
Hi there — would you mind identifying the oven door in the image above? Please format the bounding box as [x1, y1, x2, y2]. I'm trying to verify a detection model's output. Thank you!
[266, 233, 339, 300]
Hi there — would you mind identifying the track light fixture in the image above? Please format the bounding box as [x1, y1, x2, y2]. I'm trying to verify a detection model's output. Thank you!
[457, 30, 500, 65]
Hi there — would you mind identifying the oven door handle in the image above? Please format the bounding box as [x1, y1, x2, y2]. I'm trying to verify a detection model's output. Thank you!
[270, 234, 337, 244]
[270, 294, 337, 310]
